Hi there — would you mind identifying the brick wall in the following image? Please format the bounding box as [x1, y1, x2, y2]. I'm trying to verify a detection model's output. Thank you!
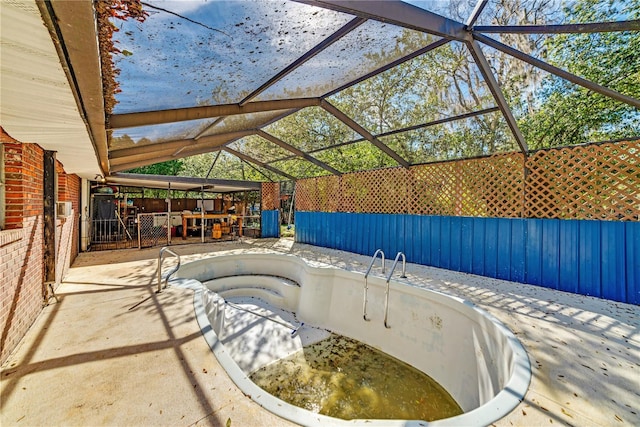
[1, 128, 81, 364]
[1, 134, 45, 364]
[0, 216, 44, 364]
[3, 140, 45, 229]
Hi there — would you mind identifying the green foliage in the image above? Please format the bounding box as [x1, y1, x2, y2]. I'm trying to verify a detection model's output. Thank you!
[521, 0, 640, 148]
[126, 159, 184, 175]
[180, 151, 277, 181]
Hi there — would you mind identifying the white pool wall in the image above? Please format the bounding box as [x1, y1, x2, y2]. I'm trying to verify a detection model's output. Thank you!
[175, 253, 530, 426]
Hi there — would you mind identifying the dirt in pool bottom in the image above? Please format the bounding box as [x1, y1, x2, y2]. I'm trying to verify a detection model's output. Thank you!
[249, 334, 463, 421]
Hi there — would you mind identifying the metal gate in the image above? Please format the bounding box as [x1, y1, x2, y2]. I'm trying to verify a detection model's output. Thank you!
[89, 217, 137, 250]
[138, 213, 169, 249]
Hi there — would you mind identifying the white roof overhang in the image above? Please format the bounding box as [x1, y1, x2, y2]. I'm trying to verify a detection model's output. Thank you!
[0, 0, 103, 179]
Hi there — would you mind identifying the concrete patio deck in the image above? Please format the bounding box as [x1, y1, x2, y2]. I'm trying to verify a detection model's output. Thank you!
[1, 238, 638, 426]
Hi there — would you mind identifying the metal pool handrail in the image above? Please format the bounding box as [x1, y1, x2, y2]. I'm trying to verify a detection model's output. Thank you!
[157, 247, 181, 293]
[363, 249, 385, 321]
[384, 252, 406, 328]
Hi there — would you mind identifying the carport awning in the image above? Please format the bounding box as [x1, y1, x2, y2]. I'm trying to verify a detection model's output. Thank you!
[106, 173, 261, 193]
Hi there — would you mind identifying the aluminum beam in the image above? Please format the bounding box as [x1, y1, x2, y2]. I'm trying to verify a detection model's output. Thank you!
[110, 147, 222, 173]
[466, 40, 528, 153]
[223, 147, 298, 181]
[108, 98, 321, 129]
[266, 106, 501, 164]
[465, 0, 489, 28]
[108, 172, 262, 191]
[324, 38, 450, 98]
[191, 19, 366, 140]
[474, 20, 640, 34]
[474, 33, 640, 109]
[194, 116, 226, 140]
[109, 147, 189, 167]
[239, 17, 366, 105]
[256, 130, 342, 175]
[108, 130, 256, 160]
[375, 106, 501, 139]
[320, 100, 411, 167]
[295, 0, 467, 41]
[109, 140, 230, 168]
[196, 108, 301, 140]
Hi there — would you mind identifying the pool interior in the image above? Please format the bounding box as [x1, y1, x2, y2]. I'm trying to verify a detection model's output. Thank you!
[214, 294, 462, 422]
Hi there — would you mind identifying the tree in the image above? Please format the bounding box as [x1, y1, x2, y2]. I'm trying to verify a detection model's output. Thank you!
[126, 159, 183, 175]
[520, 0, 640, 148]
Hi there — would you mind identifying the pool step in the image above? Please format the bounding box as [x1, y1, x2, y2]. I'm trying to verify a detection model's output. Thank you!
[204, 275, 300, 311]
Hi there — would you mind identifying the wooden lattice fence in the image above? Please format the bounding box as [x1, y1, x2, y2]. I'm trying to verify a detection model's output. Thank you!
[261, 182, 280, 211]
[525, 141, 639, 221]
[295, 140, 639, 221]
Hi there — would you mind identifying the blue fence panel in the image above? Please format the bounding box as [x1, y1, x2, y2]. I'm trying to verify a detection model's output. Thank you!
[313, 211, 323, 245]
[345, 213, 354, 252]
[449, 216, 462, 272]
[393, 215, 401, 259]
[484, 217, 499, 279]
[542, 220, 560, 290]
[305, 211, 314, 244]
[318, 213, 335, 249]
[510, 219, 526, 283]
[408, 214, 423, 265]
[496, 218, 512, 281]
[440, 217, 451, 270]
[526, 219, 543, 286]
[558, 220, 579, 294]
[304, 212, 312, 243]
[381, 214, 391, 256]
[601, 221, 626, 302]
[429, 216, 442, 267]
[363, 213, 372, 255]
[320, 213, 330, 247]
[578, 220, 601, 298]
[294, 211, 636, 304]
[402, 215, 413, 263]
[386, 215, 406, 257]
[460, 217, 474, 274]
[261, 210, 280, 238]
[419, 215, 432, 266]
[331, 213, 339, 248]
[626, 222, 640, 305]
[301, 211, 312, 244]
[295, 212, 307, 243]
[356, 213, 367, 255]
[372, 214, 382, 253]
[321, 213, 330, 248]
[472, 217, 486, 276]
[328, 213, 338, 249]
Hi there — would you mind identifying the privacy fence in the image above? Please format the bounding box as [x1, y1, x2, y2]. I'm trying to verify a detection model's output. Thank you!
[290, 140, 639, 304]
[261, 182, 281, 238]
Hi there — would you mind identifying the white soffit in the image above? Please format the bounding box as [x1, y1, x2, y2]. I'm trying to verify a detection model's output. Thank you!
[0, 0, 101, 179]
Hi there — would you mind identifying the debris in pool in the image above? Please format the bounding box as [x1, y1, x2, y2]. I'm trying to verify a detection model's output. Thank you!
[249, 334, 462, 421]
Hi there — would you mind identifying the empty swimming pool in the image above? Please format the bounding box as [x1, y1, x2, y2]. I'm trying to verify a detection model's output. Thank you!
[174, 252, 531, 426]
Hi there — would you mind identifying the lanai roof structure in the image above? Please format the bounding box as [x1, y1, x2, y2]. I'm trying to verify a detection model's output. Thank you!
[2, 0, 639, 183]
